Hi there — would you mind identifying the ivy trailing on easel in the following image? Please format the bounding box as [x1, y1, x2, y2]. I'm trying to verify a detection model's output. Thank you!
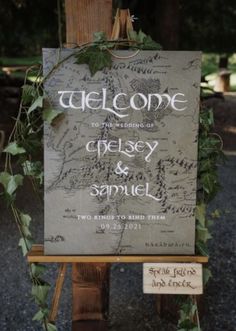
[177, 105, 224, 331]
[0, 32, 223, 331]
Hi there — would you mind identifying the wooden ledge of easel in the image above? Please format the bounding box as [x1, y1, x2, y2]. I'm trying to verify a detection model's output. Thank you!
[27, 245, 209, 264]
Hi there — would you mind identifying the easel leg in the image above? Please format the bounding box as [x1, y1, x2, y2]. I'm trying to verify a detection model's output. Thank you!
[49, 263, 67, 322]
[72, 263, 110, 331]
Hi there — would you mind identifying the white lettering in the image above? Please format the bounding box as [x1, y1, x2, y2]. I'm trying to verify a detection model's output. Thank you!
[85, 92, 102, 109]
[86, 141, 96, 153]
[130, 93, 148, 110]
[148, 93, 171, 110]
[86, 139, 159, 162]
[113, 93, 129, 110]
[171, 93, 187, 111]
[58, 89, 188, 117]
[90, 182, 162, 202]
[145, 141, 159, 162]
[101, 88, 128, 118]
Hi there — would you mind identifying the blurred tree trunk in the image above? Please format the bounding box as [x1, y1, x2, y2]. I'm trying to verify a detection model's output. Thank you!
[157, 0, 180, 50]
[214, 55, 231, 92]
[219, 55, 229, 69]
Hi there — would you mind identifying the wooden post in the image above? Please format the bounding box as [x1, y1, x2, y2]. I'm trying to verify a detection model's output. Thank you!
[65, 0, 113, 45]
[64, 1, 112, 330]
[72, 263, 110, 331]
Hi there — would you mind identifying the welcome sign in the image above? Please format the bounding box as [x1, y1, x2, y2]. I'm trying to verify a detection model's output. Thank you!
[43, 49, 201, 255]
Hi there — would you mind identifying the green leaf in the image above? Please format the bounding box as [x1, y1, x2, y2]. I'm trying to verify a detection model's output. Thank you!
[195, 203, 206, 227]
[4, 142, 26, 155]
[141, 34, 162, 50]
[196, 241, 209, 256]
[198, 158, 214, 173]
[46, 323, 57, 331]
[137, 30, 147, 43]
[127, 30, 138, 41]
[89, 50, 112, 75]
[21, 135, 43, 155]
[24, 162, 42, 180]
[32, 284, 50, 305]
[32, 309, 45, 321]
[43, 108, 63, 124]
[0, 172, 23, 195]
[93, 31, 107, 42]
[19, 237, 32, 256]
[211, 209, 221, 219]
[19, 238, 27, 256]
[127, 29, 162, 50]
[206, 219, 214, 227]
[178, 319, 198, 329]
[37, 171, 43, 185]
[75, 47, 112, 76]
[196, 224, 212, 243]
[22, 225, 31, 238]
[203, 267, 212, 286]
[178, 319, 197, 329]
[22, 160, 34, 176]
[199, 108, 214, 132]
[20, 212, 31, 227]
[31, 263, 47, 277]
[200, 172, 217, 195]
[22, 84, 38, 106]
[190, 304, 197, 316]
[22, 160, 43, 184]
[28, 96, 44, 114]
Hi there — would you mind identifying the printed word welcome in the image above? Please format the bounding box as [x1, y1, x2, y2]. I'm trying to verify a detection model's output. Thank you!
[58, 89, 187, 118]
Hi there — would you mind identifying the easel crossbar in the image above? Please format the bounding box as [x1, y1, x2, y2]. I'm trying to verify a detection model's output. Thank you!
[27, 245, 208, 263]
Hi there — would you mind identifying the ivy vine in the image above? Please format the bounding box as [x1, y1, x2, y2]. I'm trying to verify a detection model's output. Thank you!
[0, 31, 223, 331]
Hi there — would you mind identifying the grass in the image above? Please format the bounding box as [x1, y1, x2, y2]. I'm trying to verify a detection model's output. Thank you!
[0, 56, 41, 66]
[0, 56, 42, 81]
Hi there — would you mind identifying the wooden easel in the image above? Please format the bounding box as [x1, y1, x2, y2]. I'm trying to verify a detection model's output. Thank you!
[27, 2, 209, 330]
[27, 245, 208, 329]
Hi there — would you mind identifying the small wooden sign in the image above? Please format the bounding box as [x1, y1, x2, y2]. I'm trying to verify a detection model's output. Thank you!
[143, 263, 203, 295]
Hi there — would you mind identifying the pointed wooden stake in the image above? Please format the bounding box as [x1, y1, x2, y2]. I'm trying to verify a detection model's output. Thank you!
[49, 263, 67, 322]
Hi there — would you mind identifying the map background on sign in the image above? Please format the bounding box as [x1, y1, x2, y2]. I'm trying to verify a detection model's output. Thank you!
[43, 49, 201, 255]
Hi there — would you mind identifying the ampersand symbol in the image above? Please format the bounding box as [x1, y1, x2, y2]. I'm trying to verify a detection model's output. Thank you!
[115, 161, 129, 176]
